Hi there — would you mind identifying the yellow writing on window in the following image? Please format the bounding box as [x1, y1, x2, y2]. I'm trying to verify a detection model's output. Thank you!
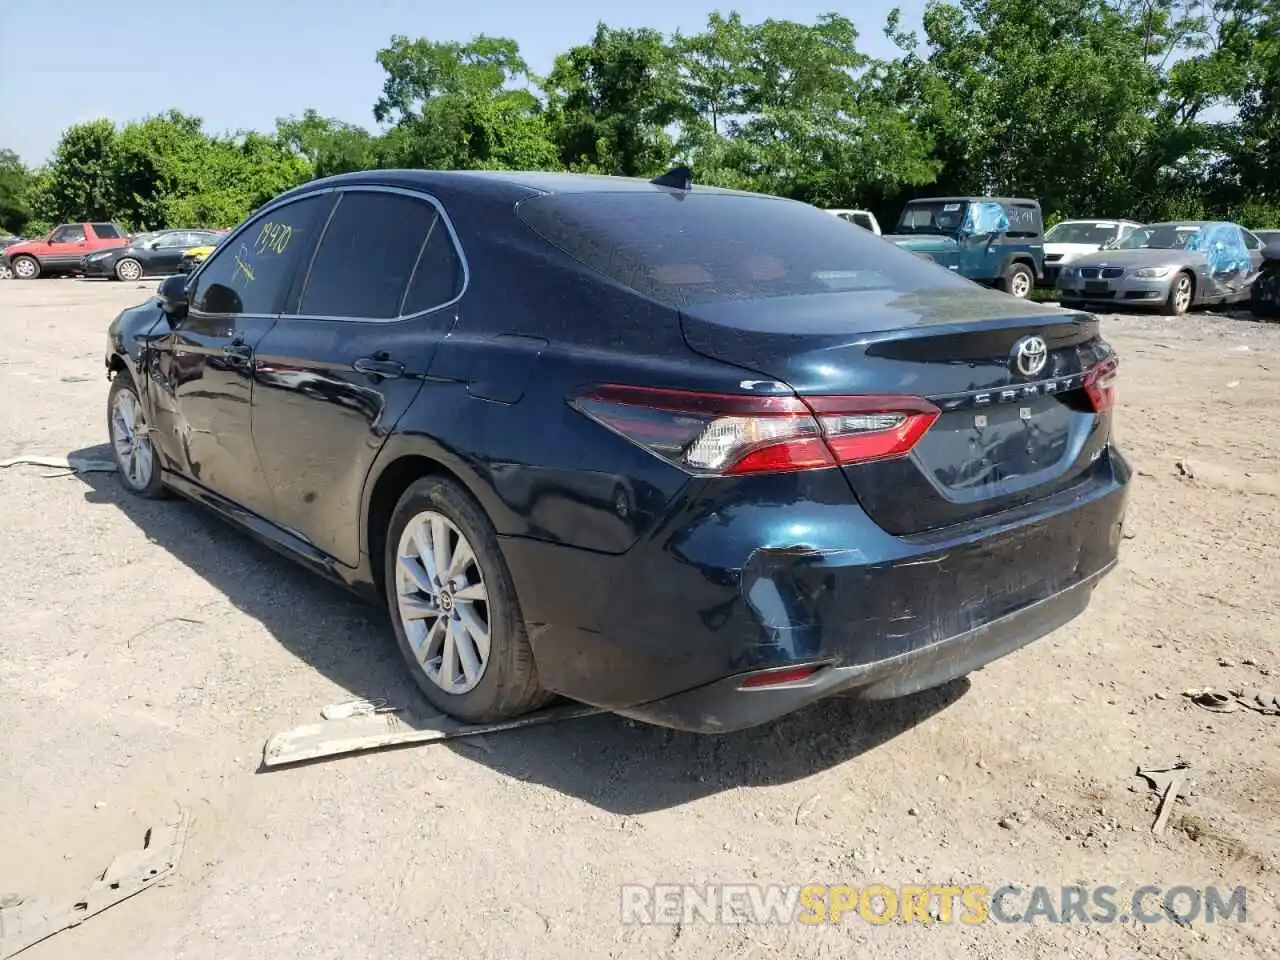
[254, 221, 293, 256]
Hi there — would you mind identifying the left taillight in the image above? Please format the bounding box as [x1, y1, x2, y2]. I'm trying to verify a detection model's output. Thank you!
[568, 384, 939, 477]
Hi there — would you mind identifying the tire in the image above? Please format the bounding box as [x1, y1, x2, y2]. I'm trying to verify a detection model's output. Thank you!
[107, 373, 166, 498]
[114, 257, 143, 282]
[1001, 261, 1034, 299]
[10, 255, 39, 280]
[384, 476, 553, 723]
[1162, 271, 1194, 316]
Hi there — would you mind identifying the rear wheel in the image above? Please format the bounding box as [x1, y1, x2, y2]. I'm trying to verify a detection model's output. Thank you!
[384, 476, 553, 723]
[114, 257, 143, 282]
[1163, 271, 1194, 316]
[108, 374, 166, 498]
[11, 255, 39, 280]
[1002, 261, 1034, 299]
[0, 262, 11, 280]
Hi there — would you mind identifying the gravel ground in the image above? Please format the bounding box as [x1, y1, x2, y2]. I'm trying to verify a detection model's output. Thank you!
[1, 279, 1278, 960]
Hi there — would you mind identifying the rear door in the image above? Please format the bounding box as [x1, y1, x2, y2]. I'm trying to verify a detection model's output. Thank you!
[147, 194, 332, 516]
[250, 186, 466, 567]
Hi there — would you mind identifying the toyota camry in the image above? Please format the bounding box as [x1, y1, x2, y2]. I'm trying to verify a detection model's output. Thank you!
[103, 168, 1130, 733]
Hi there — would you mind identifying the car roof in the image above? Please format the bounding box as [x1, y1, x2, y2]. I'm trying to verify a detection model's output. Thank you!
[284, 168, 763, 201]
[905, 196, 1039, 205]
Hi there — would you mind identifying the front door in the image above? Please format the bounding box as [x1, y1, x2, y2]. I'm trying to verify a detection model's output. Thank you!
[149, 231, 199, 274]
[147, 193, 333, 517]
[250, 187, 466, 567]
[43, 223, 90, 271]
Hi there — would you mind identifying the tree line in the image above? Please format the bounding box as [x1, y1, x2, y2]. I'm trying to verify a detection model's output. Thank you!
[2, 0, 1278, 238]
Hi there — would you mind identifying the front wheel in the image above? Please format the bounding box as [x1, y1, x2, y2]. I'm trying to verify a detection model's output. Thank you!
[1001, 262, 1034, 299]
[114, 257, 143, 282]
[384, 477, 554, 723]
[1162, 272, 1194, 316]
[107, 374, 166, 498]
[10, 255, 39, 280]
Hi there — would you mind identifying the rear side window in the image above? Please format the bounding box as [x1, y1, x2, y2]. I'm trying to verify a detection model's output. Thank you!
[517, 193, 968, 308]
[401, 218, 464, 315]
[92, 223, 121, 238]
[298, 191, 440, 319]
[851, 213, 874, 231]
[1001, 203, 1042, 238]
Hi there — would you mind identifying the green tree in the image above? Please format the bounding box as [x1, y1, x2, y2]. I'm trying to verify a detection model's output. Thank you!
[676, 13, 938, 207]
[373, 34, 558, 170]
[276, 109, 386, 178]
[36, 118, 118, 223]
[0, 149, 33, 235]
[544, 23, 687, 176]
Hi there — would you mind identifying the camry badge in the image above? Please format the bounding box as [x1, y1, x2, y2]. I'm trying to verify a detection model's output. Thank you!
[1012, 335, 1048, 377]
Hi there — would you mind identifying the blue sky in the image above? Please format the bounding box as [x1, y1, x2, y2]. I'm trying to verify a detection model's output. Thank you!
[0, 0, 926, 165]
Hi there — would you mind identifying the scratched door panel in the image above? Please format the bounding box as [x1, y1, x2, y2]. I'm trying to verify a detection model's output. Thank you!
[149, 194, 332, 517]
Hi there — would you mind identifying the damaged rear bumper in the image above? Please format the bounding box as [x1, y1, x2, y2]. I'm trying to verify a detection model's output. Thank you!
[613, 560, 1114, 733]
[501, 451, 1130, 734]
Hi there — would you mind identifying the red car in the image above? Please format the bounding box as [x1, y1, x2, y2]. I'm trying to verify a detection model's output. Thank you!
[3, 222, 129, 279]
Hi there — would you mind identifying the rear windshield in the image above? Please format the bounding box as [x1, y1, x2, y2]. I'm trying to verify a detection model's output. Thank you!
[516, 192, 968, 308]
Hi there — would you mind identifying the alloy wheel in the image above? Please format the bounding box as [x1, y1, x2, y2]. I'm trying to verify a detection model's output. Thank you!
[12, 257, 36, 279]
[394, 510, 491, 695]
[116, 258, 143, 282]
[1010, 270, 1032, 299]
[0, 263, 11, 280]
[1174, 276, 1192, 313]
[110, 387, 155, 489]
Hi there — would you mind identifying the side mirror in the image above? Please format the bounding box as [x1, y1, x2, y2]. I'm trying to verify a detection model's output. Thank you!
[157, 274, 190, 319]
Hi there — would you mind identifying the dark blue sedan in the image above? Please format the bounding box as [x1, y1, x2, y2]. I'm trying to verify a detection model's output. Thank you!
[103, 168, 1130, 733]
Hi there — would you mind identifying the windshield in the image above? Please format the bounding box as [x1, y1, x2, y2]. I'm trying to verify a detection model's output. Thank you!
[1114, 225, 1202, 250]
[895, 201, 967, 235]
[517, 192, 968, 308]
[1045, 222, 1119, 245]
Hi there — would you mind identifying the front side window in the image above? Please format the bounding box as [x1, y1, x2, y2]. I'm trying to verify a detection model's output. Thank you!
[191, 194, 329, 316]
[297, 191, 442, 319]
[896, 201, 967, 235]
[51, 225, 86, 243]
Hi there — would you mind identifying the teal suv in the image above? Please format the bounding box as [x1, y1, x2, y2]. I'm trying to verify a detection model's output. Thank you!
[884, 197, 1045, 299]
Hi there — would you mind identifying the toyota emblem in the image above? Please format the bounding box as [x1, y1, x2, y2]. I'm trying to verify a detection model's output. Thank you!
[1012, 335, 1048, 377]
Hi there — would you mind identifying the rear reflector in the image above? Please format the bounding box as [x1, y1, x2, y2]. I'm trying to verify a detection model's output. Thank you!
[738, 665, 823, 689]
[569, 384, 939, 477]
[1083, 357, 1119, 413]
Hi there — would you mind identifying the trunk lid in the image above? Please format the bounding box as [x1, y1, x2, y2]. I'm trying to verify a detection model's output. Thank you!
[680, 285, 1115, 535]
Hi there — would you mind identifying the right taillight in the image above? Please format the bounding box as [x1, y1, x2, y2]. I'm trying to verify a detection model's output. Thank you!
[568, 384, 939, 477]
[1084, 356, 1119, 413]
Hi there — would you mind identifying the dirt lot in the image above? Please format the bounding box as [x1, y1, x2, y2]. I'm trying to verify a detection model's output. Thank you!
[0, 279, 1277, 960]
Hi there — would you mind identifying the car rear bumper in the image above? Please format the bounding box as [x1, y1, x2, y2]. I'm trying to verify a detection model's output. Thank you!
[613, 560, 1113, 733]
[80, 258, 114, 277]
[501, 449, 1131, 733]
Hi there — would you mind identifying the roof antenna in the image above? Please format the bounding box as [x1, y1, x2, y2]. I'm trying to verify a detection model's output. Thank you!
[651, 165, 693, 190]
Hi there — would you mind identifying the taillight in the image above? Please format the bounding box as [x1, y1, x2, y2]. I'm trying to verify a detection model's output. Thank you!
[1084, 357, 1119, 413]
[569, 384, 939, 477]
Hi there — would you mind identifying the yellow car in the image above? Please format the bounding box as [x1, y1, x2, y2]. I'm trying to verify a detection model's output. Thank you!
[176, 244, 216, 274]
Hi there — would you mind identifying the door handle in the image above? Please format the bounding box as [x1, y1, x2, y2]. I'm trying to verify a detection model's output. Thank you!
[353, 356, 405, 379]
